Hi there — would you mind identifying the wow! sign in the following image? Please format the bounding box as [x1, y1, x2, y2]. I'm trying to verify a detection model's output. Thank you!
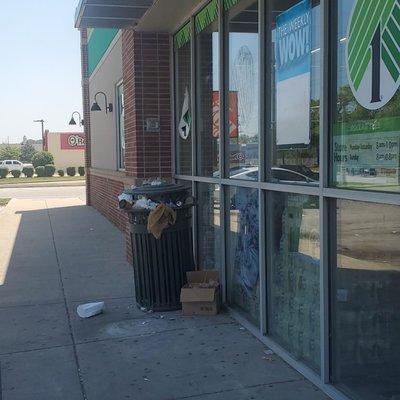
[275, 0, 311, 147]
[276, 0, 311, 82]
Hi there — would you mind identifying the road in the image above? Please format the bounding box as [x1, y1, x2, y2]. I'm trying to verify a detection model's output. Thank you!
[0, 185, 86, 200]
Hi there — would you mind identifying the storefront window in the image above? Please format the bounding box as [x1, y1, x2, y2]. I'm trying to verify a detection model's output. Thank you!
[271, 0, 320, 185]
[196, 0, 220, 177]
[332, 200, 400, 400]
[332, 1, 400, 192]
[175, 23, 192, 175]
[197, 183, 221, 270]
[227, 1, 259, 180]
[227, 187, 259, 324]
[268, 193, 320, 371]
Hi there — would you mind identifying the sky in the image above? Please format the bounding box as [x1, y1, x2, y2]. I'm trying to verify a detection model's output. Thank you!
[0, 0, 84, 144]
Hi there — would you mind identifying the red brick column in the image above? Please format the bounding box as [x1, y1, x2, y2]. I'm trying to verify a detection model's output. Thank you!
[122, 30, 172, 181]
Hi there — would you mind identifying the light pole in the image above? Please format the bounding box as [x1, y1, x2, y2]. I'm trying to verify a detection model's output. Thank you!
[33, 119, 45, 150]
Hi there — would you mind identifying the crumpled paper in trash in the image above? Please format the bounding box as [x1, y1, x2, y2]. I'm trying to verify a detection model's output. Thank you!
[133, 197, 158, 210]
[147, 204, 176, 239]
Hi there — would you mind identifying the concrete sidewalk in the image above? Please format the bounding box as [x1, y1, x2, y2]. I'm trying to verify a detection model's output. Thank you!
[0, 198, 329, 400]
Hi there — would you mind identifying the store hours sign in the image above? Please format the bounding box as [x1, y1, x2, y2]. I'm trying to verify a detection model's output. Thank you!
[275, 0, 311, 147]
[347, 0, 400, 110]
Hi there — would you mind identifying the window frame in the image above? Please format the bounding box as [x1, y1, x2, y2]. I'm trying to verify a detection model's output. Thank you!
[171, 1, 400, 400]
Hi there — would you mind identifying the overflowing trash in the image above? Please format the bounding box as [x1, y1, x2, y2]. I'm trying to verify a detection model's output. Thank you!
[120, 181, 195, 311]
[118, 180, 194, 212]
[118, 181, 195, 239]
[147, 204, 177, 239]
[77, 301, 105, 318]
[118, 193, 134, 210]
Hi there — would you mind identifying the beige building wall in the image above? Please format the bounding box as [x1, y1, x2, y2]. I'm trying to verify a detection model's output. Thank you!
[47, 133, 85, 170]
[89, 33, 122, 171]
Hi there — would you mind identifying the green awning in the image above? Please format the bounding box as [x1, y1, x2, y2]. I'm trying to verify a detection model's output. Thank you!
[174, 22, 191, 49]
[224, 0, 240, 10]
[195, 0, 218, 33]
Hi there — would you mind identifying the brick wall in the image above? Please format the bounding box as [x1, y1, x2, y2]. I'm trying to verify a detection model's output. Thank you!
[83, 29, 173, 263]
[122, 30, 172, 181]
[89, 174, 128, 233]
[88, 173, 133, 262]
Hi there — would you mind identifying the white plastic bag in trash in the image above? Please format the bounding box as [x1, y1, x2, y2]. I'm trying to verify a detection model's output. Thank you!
[77, 302, 105, 318]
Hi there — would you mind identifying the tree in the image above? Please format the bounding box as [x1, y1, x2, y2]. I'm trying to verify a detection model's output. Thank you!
[20, 142, 37, 163]
[0, 145, 21, 161]
[32, 151, 54, 168]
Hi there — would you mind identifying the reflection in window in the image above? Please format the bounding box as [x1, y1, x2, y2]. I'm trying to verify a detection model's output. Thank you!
[197, 183, 221, 270]
[332, 200, 400, 400]
[271, 0, 320, 184]
[332, 0, 400, 192]
[227, 1, 259, 180]
[268, 193, 320, 371]
[196, 1, 220, 177]
[227, 187, 259, 324]
[175, 23, 192, 175]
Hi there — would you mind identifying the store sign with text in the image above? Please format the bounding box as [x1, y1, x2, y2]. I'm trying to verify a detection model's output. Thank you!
[275, 0, 311, 147]
[333, 117, 400, 180]
[60, 133, 86, 150]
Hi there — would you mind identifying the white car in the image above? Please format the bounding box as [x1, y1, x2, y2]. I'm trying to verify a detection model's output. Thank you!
[0, 160, 33, 171]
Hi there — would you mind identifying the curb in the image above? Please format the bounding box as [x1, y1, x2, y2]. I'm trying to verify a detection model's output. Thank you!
[0, 181, 86, 189]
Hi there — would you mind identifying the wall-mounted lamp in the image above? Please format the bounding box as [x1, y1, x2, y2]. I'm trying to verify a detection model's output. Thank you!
[91, 91, 113, 114]
[69, 111, 84, 126]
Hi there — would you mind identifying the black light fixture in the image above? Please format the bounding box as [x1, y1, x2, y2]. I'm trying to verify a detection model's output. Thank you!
[69, 111, 84, 126]
[91, 91, 113, 114]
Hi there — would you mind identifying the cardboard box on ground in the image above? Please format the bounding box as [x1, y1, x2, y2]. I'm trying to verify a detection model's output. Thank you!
[180, 270, 221, 316]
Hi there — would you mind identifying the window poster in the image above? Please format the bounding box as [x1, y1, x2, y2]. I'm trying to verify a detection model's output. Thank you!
[212, 91, 239, 138]
[333, 117, 400, 184]
[275, 0, 311, 147]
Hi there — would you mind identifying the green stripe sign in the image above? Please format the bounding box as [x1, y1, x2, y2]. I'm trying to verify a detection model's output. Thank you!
[224, 0, 239, 10]
[347, 0, 400, 110]
[174, 22, 191, 49]
[195, 0, 218, 33]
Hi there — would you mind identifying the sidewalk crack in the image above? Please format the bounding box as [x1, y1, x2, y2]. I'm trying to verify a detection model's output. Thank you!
[45, 201, 87, 400]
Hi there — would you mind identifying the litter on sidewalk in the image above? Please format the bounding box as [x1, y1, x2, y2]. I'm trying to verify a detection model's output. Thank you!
[77, 301, 105, 318]
[180, 270, 220, 316]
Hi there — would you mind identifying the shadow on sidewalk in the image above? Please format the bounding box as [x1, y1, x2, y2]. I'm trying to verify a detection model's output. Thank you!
[0, 202, 329, 400]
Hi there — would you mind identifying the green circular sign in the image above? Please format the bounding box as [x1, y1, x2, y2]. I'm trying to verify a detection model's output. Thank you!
[347, 0, 400, 110]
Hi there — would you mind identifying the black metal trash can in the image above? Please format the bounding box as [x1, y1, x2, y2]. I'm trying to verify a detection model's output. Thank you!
[125, 184, 194, 311]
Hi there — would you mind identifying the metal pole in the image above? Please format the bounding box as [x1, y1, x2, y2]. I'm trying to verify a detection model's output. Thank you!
[33, 119, 45, 149]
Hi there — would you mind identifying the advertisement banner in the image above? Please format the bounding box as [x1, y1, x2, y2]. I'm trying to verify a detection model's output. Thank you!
[60, 133, 86, 150]
[275, 0, 311, 147]
[212, 91, 239, 138]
